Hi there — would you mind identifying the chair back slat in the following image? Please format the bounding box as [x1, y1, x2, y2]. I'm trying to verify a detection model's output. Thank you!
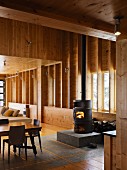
[34, 119, 40, 126]
[0, 119, 9, 125]
[9, 125, 25, 145]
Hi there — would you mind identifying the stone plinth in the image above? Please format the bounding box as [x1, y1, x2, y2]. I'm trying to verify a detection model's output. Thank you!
[57, 129, 102, 147]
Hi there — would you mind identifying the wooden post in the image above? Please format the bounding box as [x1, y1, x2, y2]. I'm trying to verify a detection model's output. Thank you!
[70, 33, 78, 108]
[62, 32, 70, 108]
[104, 135, 112, 170]
[116, 38, 127, 170]
[55, 63, 62, 107]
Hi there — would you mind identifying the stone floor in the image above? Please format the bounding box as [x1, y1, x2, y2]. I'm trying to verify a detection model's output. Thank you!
[0, 124, 104, 170]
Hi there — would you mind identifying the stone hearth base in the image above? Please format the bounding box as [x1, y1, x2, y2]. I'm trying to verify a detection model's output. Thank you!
[57, 129, 102, 147]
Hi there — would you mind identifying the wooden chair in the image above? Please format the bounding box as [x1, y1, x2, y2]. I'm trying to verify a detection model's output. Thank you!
[0, 119, 9, 125]
[26, 119, 42, 152]
[3, 125, 27, 163]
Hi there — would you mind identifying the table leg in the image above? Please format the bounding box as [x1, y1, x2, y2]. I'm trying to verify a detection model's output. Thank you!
[13, 145, 16, 153]
[30, 135, 37, 155]
[0, 136, 1, 153]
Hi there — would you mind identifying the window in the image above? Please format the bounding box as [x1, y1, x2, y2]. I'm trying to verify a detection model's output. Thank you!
[91, 71, 114, 113]
[92, 73, 97, 110]
[103, 72, 109, 110]
[0, 80, 5, 106]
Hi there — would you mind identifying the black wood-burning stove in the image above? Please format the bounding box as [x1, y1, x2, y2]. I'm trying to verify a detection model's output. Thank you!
[73, 35, 93, 134]
[73, 100, 93, 133]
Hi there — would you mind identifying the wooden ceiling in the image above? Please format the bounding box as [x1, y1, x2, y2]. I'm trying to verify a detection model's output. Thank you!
[0, 0, 127, 74]
[0, 0, 127, 36]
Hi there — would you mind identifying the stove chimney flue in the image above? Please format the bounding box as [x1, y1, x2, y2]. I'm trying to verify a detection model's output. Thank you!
[81, 35, 86, 101]
[73, 35, 93, 134]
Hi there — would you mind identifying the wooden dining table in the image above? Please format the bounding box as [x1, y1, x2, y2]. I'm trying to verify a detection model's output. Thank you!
[0, 122, 42, 155]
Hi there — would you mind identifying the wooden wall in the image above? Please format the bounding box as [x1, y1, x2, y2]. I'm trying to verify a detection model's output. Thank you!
[104, 135, 116, 170]
[43, 106, 74, 129]
[0, 17, 62, 61]
[92, 112, 116, 121]
[5, 35, 116, 124]
[116, 39, 127, 170]
[86, 36, 116, 113]
[3, 17, 116, 124]
[6, 69, 37, 105]
[43, 107, 116, 129]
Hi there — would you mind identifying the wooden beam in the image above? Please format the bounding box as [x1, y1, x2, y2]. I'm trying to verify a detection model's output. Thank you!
[0, 6, 116, 41]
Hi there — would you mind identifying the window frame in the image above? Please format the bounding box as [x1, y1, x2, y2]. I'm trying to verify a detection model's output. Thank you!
[0, 80, 5, 106]
[91, 71, 116, 113]
[102, 71, 110, 112]
[91, 73, 97, 111]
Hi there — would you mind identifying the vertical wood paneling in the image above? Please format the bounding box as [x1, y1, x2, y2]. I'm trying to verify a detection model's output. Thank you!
[98, 39, 103, 111]
[116, 39, 127, 170]
[101, 39, 110, 71]
[109, 42, 116, 113]
[37, 25, 43, 59]
[12, 21, 27, 57]
[48, 65, 55, 106]
[29, 24, 37, 58]
[37, 66, 42, 122]
[29, 70, 34, 104]
[6, 78, 12, 105]
[42, 66, 48, 106]
[86, 36, 92, 100]
[18, 73, 22, 103]
[0, 17, 62, 61]
[25, 71, 29, 104]
[33, 69, 37, 104]
[88, 36, 98, 73]
[22, 72, 26, 103]
[18, 21, 29, 58]
[62, 32, 70, 108]
[70, 33, 78, 108]
[104, 135, 112, 170]
[42, 27, 62, 60]
[104, 135, 116, 170]
[7, 19, 13, 56]
[15, 76, 19, 103]
[110, 41, 116, 70]
[43, 27, 50, 59]
[55, 63, 62, 107]
[12, 77, 16, 102]
[0, 18, 8, 55]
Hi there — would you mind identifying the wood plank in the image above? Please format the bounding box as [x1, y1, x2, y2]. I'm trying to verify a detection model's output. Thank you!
[104, 135, 112, 170]
[25, 71, 29, 104]
[33, 69, 37, 105]
[62, 32, 70, 108]
[29, 70, 34, 104]
[55, 63, 62, 107]
[70, 33, 78, 108]
[18, 72, 22, 103]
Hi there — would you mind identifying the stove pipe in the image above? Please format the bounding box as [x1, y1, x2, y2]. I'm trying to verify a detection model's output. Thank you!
[81, 34, 86, 101]
[73, 35, 93, 133]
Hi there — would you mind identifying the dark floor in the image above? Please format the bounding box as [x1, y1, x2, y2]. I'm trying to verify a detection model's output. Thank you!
[0, 133, 104, 170]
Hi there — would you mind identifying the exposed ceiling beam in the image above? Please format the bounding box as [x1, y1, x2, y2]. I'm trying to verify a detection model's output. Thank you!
[0, 6, 116, 41]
